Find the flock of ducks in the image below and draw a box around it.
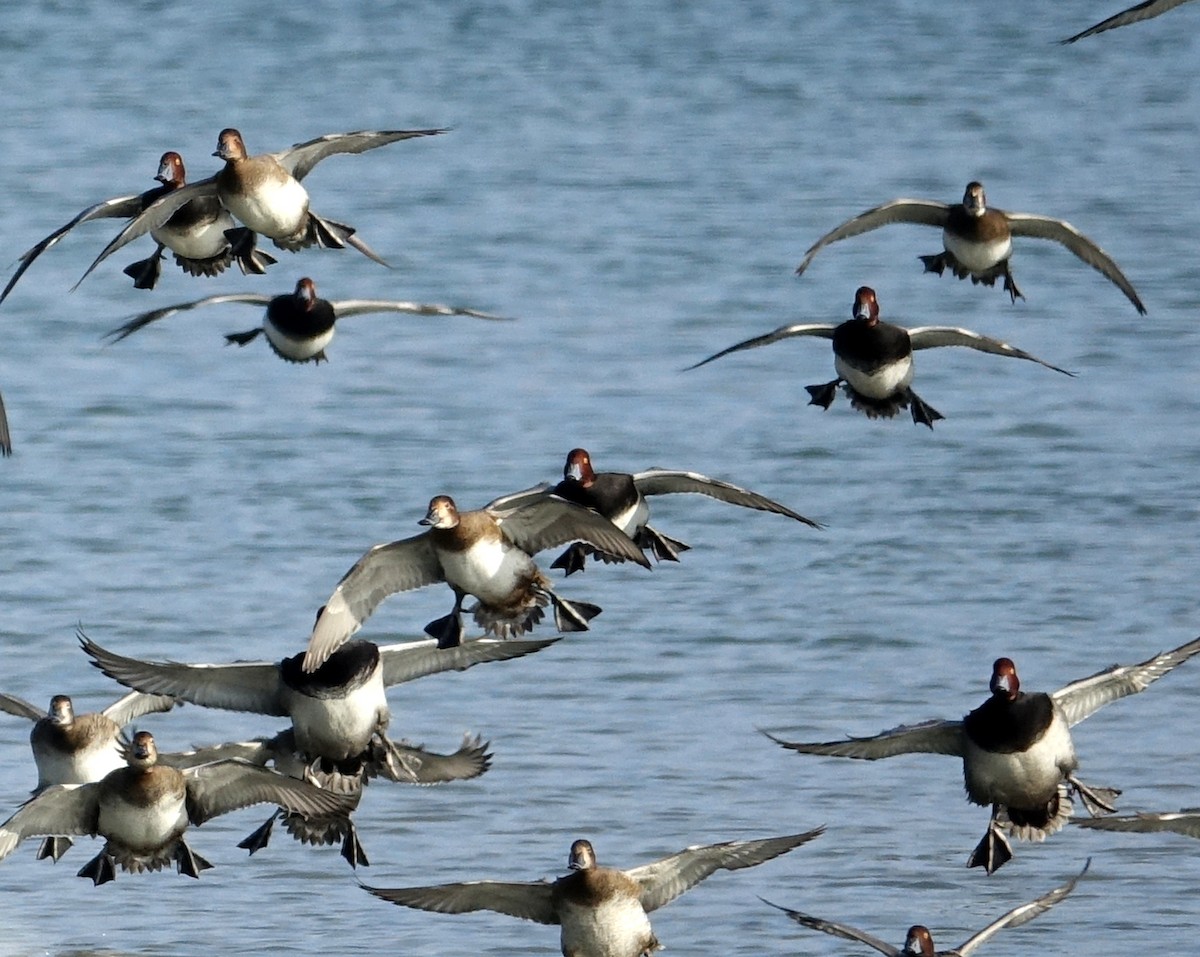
[2,3,1199,955]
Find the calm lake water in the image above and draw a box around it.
[2,1,1200,954]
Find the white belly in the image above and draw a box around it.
[98,792,188,852]
[221,176,309,239]
[153,208,236,259]
[289,674,388,761]
[437,538,535,605]
[36,740,125,789]
[835,354,913,399]
[612,498,649,537]
[264,319,334,361]
[559,897,657,957]
[963,715,1076,808]
[944,229,1012,272]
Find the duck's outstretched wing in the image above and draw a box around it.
[1,192,150,305]
[0,692,42,722]
[330,299,511,322]
[953,859,1089,956]
[491,495,651,567]
[276,129,448,181]
[907,326,1074,376]
[80,633,289,716]
[1003,211,1145,314]
[0,388,9,457]
[631,469,821,529]
[184,759,355,825]
[76,179,219,287]
[1076,810,1200,838]
[795,199,950,277]
[363,877,559,924]
[378,635,559,687]
[760,897,899,956]
[0,785,100,862]
[686,324,837,371]
[305,534,442,673]
[101,689,177,727]
[764,719,966,760]
[1053,636,1200,727]
[104,292,273,342]
[630,828,824,914]
[1060,0,1193,43]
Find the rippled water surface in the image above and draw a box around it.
[3,2,1200,955]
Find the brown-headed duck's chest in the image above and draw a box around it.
[944,205,1010,244]
[32,715,118,756]
[552,868,642,911]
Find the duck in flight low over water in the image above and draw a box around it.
[103,276,510,364]
[0,730,354,885]
[762,858,1089,956]
[363,829,823,957]
[793,181,1145,313]
[688,286,1072,428]
[0,151,275,305]
[304,491,651,670]
[502,447,820,574]
[0,688,175,861]
[765,637,1200,873]
[81,632,549,868]
[79,126,446,284]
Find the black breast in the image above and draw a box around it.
[832,319,912,373]
[553,473,639,522]
[279,640,379,699]
[962,691,1055,754]
[267,296,337,340]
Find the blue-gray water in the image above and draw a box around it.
[2,1,1200,954]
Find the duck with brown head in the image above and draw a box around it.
[80,126,447,283]
[792,181,1145,313]
[305,488,651,670]
[363,828,823,956]
[0,730,354,884]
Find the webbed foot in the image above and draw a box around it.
[908,390,944,429]
[175,839,214,879]
[967,820,1013,874]
[77,851,117,885]
[238,810,280,854]
[122,246,165,290]
[37,835,73,862]
[805,380,841,410]
[637,525,689,563]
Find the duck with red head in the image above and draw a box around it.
[0,151,274,305]
[120,151,276,289]
[765,637,1200,873]
[104,275,508,364]
[689,286,1072,429]
[81,126,447,282]
[764,859,1088,955]
[518,446,820,574]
